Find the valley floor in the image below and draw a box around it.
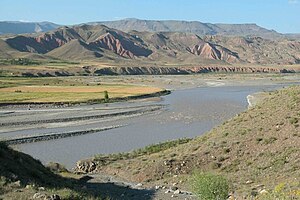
[1,73,300,199]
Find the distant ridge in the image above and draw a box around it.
[0,19,293,39]
[91,18,284,39]
[0,21,60,34]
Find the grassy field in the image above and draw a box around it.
[0,77,163,103]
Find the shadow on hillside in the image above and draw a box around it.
[83,181,155,200]
[0,142,155,199]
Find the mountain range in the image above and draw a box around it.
[0,19,296,39]
[92,18,284,39]
[0,19,300,65]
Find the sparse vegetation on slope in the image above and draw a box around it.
[93,138,192,166]
[90,86,300,199]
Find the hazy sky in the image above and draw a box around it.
[1,0,299,33]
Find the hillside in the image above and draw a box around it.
[85,86,300,198]
[1,24,300,66]
[204,35,300,64]
[0,142,81,199]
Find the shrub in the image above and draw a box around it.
[103,90,109,102]
[190,171,229,200]
[289,117,298,125]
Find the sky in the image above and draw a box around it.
[1,0,299,33]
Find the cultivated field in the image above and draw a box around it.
[0,77,163,103]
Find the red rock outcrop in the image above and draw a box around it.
[187,42,239,62]
[90,32,152,58]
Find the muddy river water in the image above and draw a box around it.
[0,83,295,168]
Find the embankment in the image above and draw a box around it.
[93,66,298,75]
[3,126,123,145]
[19,65,299,77]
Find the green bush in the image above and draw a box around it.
[103,90,109,102]
[190,171,229,200]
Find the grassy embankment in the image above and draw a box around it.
[0,77,164,104]
[90,85,300,199]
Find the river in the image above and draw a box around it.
[1,83,293,168]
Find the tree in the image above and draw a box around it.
[104,90,109,102]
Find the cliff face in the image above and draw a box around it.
[17,65,298,77]
[93,66,298,76]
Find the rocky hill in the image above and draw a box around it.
[1,24,300,65]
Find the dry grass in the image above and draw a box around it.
[0,77,163,103]
[0,85,161,93]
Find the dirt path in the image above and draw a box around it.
[81,173,197,200]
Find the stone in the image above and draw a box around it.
[165,189,171,193]
[76,160,96,173]
[259,189,269,194]
[136,183,143,187]
[227,195,235,200]
[38,187,45,191]
[174,189,181,194]
[246,180,253,184]
[26,184,35,189]
[25,185,31,189]
[33,193,47,199]
[49,194,61,200]
[12,180,21,187]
